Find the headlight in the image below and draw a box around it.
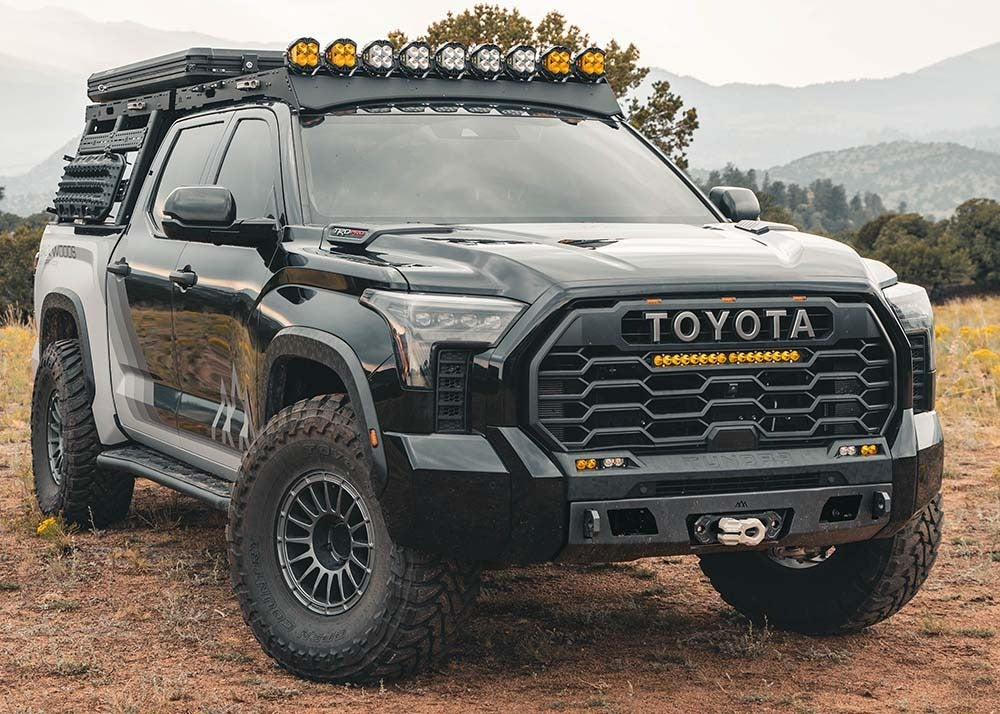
[361,290,526,388]
[884,282,933,333]
[884,281,935,374]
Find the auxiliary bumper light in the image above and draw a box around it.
[651,350,801,368]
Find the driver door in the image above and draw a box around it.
[105,115,228,452]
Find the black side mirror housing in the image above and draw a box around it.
[708,186,761,222]
[162,186,277,247]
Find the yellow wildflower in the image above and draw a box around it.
[36,516,58,536]
[934,324,951,341]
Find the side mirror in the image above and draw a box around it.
[162,186,277,247]
[708,186,761,222]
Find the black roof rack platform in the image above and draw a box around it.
[87,47,284,102]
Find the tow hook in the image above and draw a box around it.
[693,511,783,546]
[717,517,766,546]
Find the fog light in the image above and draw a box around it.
[574,47,606,82]
[469,43,502,79]
[839,445,858,457]
[323,38,357,74]
[435,42,467,78]
[398,41,432,77]
[361,39,395,76]
[504,45,537,80]
[287,37,321,74]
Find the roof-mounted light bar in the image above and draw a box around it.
[284,37,606,83]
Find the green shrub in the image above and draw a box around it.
[0,223,43,319]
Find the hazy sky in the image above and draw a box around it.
[15,0,1000,85]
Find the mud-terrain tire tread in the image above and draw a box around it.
[30,339,134,527]
[227,394,480,682]
[698,493,943,634]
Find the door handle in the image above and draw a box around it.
[169,268,198,289]
[106,258,130,277]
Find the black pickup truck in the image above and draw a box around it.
[31,38,943,682]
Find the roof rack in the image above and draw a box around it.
[57,45,622,226]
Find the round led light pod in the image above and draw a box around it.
[398,40,432,77]
[323,38,357,75]
[504,44,537,80]
[361,39,395,76]
[468,43,503,79]
[287,37,321,74]
[434,42,468,78]
[538,45,572,81]
[574,47,606,82]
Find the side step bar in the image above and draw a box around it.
[97,445,233,511]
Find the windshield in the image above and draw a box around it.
[298,111,716,225]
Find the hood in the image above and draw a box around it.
[366,223,876,303]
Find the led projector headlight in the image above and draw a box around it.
[435,42,468,78]
[324,38,357,75]
[574,47,606,82]
[361,39,395,76]
[287,37,321,74]
[504,45,537,80]
[360,290,526,388]
[468,43,502,79]
[884,281,935,369]
[399,41,432,77]
[538,46,571,81]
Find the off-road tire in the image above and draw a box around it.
[227,394,480,682]
[698,493,943,634]
[30,339,134,528]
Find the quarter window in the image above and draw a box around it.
[216,119,278,220]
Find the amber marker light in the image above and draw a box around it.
[369,429,379,448]
[538,46,572,81]
[324,38,357,74]
[573,47,606,82]
[287,37,321,74]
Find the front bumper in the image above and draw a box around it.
[380,409,943,563]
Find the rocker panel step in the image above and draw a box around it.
[97,445,232,511]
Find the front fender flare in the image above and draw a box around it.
[261,326,388,492]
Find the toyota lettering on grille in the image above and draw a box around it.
[642,308,816,343]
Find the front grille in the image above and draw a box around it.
[533,298,897,453]
[626,471,845,498]
[908,332,932,413]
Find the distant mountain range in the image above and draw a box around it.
[767,141,1000,218]
[644,41,1000,170]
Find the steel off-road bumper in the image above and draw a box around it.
[379,410,943,563]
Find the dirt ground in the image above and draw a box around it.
[1,300,998,713]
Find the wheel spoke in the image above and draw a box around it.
[349,553,371,573]
[295,494,319,520]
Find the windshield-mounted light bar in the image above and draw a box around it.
[434,42,468,78]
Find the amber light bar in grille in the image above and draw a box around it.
[651,350,801,368]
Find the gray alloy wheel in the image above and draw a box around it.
[276,470,375,615]
[45,392,65,486]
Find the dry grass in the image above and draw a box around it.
[0,300,998,712]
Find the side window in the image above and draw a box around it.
[151,121,226,231]
[216,119,279,220]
